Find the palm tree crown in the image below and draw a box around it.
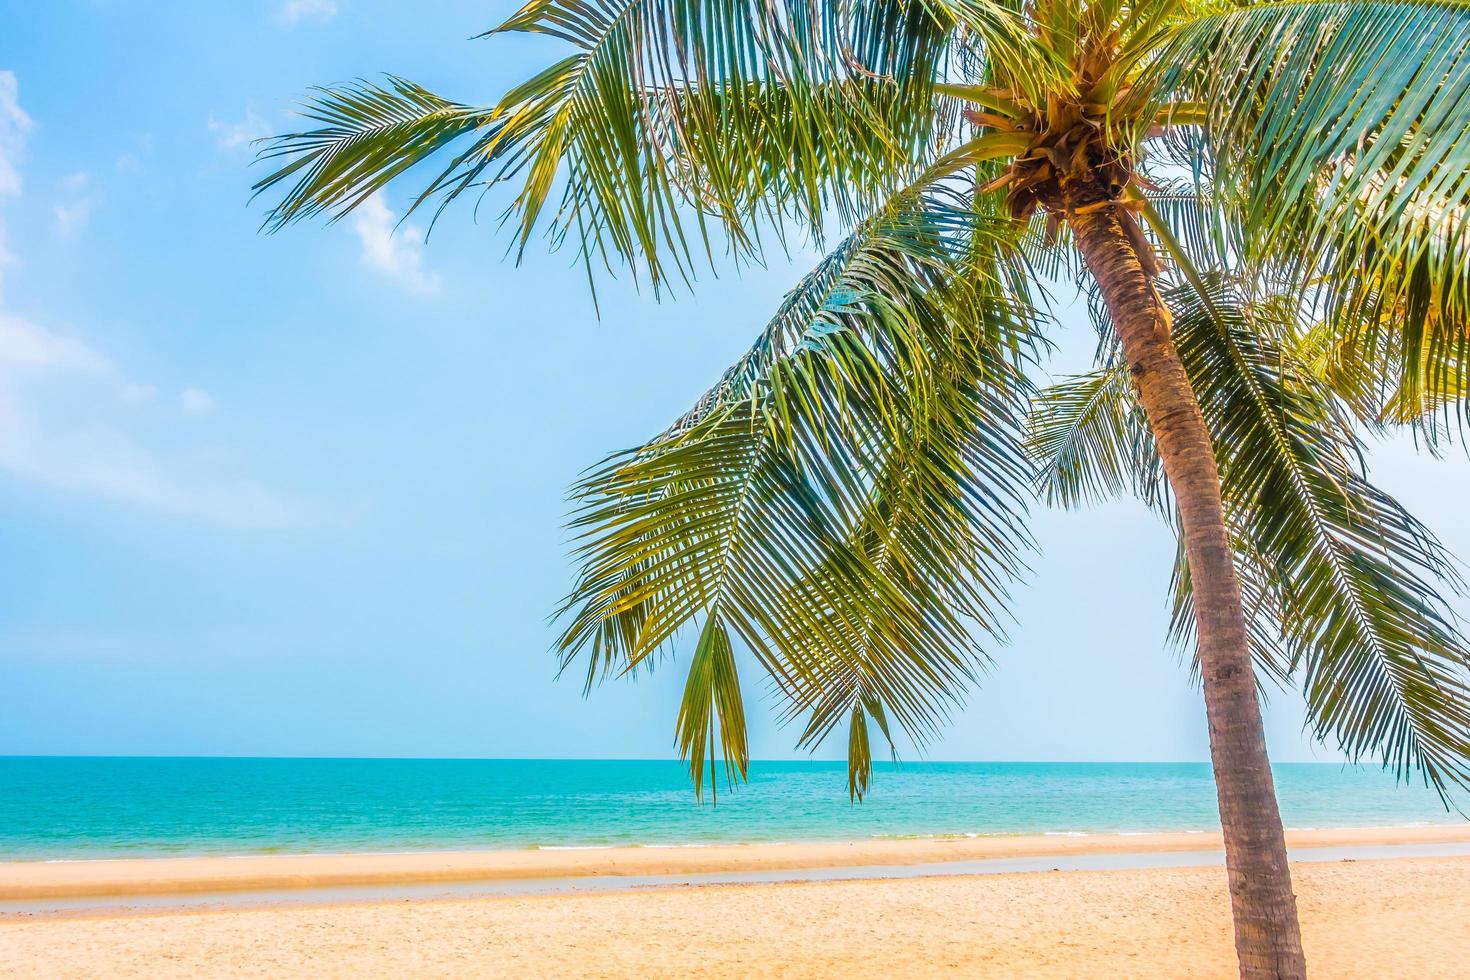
[255,2,1470,972]
[260,0,1470,799]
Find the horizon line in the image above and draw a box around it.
[0,754,1364,767]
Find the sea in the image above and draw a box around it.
[0,757,1460,861]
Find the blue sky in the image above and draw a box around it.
[1,0,1466,765]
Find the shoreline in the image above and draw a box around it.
[21,819,1462,862]
[4,823,1467,902]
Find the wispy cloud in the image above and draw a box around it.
[0,315,111,373]
[208,110,270,153]
[0,75,315,529]
[180,386,214,417]
[115,134,153,175]
[0,223,15,302]
[53,171,94,238]
[0,70,32,300]
[351,192,439,292]
[0,314,312,528]
[274,0,338,26]
[0,70,31,199]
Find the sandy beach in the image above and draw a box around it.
[3,853,1467,978]
[3,827,1469,977]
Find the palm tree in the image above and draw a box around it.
[254,1,1470,975]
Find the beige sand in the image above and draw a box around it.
[2,854,1468,978]
[3,823,1467,900]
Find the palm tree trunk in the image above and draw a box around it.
[1067,198,1307,979]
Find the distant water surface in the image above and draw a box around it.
[0,758,1459,860]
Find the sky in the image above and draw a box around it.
[1,0,1466,766]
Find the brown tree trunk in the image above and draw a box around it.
[1067,197,1308,979]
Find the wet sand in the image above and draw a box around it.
[3,823,1467,901]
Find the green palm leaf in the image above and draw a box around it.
[1027,362,1163,511]
[259,0,978,288]
[1157,0,1470,432]
[778,263,1037,798]
[252,76,496,229]
[256,2,1470,967]
[559,181,1039,796]
[1168,276,1470,790]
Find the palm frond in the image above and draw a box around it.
[925,0,1072,105]
[1291,282,1470,445]
[258,0,1000,290]
[1133,178,1237,273]
[1167,528,1298,692]
[675,615,748,800]
[1026,362,1164,511]
[1157,0,1470,435]
[253,76,496,229]
[779,276,1038,798]
[1168,274,1470,791]
[558,179,1039,797]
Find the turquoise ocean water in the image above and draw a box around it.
[0,757,1460,860]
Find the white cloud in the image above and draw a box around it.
[54,199,92,238]
[123,382,158,403]
[0,70,31,199]
[0,222,14,302]
[115,134,153,174]
[0,314,111,373]
[0,410,308,528]
[180,386,214,417]
[0,315,310,528]
[51,172,96,239]
[208,110,269,152]
[0,76,311,529]
[351,192,439,292]
[0,71,31,293]
[275,0,338,26]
